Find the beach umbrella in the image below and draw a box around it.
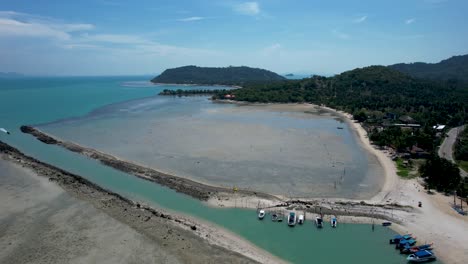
[0,128,10,134]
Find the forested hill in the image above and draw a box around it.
[389,54,468,81]
[151,66,286,85]
[218,66,468,126]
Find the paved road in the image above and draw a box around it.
[438,125,467,177]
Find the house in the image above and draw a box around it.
[408,145,430,158]
[433,124,446,130]
[399,115,415,123]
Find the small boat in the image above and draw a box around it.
[396,238,417,249]
[407,250,436,263]
[0,128,10,135]
[337,127,344,129]
[331,217,337,228]
[298,214,304,224]
[315,216,323,228]
[258,210,265,220]
[410,244,434,253]
[271,212,279,222]
[389,234,412,244]
[400,244,434,254]
[287,212,297,226]
[382,222,392,226]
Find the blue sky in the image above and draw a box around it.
[0,0,467,76]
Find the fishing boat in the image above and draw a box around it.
[331,217,337,228]
[271,212,279,222]
[287,212,297,226]
[298,214,304,224]
[382,221,392,226]
[400,244,434,254]
[406,250,436,263]
[396,238,417,249]
[315,216,323,228]
[258,210,265,220]
[389,234,412,244]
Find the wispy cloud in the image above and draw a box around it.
[353,15,367,23]
[234,2,260,16]
[332,29,350,40]
[0,11,93,40]
[177,16,205,22]
[405,18,416,24]
[261,43,281,55]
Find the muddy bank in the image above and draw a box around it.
[0,140,269,263]
[20,125,279,202]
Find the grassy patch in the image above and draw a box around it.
[458,160,468,172]
[395,158,421,179]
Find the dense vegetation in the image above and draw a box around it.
[389,54,468,82]
[454,126,468,172]
[210,66,468,153]
[159,89,229,96]
[151,66,285,85]
[419,155,461,192]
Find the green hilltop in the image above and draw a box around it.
[151,65,286,86]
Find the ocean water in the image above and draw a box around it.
[0,77,419,263]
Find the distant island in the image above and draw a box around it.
[284,73,294,77]
[0,72,23,78]
[151,65,285,86]
[389,54,468,81]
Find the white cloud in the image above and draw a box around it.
[234,2,260,16]
[177,16,205,22]
[261,43,281,55]
[353,16,367,23]
[332,29,350,40]
[80,33,149,44]
[405,18,416,24]
[0,11,93,40]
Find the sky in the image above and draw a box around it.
[0,0,467,76]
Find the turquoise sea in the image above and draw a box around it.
[0,77,423,263]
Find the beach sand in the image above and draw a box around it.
[0,149,283,264]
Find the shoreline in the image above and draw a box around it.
[0,140,283,264]
[151,82,242,89]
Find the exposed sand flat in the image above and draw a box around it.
[0,143,283,264]
[0,159,182,264]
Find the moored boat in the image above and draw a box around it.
[315,216,323,228]
[397,238,417,249]
[406,250,436,263]
[400,243,434,254]
[390,234,412,244]
[382,221,392,226]
[258,209,265,220]
[271,212,279,222]
[298,214,304,224]
[331,217,337,228]
[287,212,297,226]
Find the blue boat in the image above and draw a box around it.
[389,234,412,244]
[396,238,417,249]
[400,244,434,254]
[407,250,436,263]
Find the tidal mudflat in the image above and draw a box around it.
[39,95,384,199]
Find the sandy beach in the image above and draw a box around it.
[0,141,284,264]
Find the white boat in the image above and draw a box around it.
[258,210,265,220]
[331,217,337,228]
[287,212,296,226]
[0,128,10,135]
[298,214,304,224]
[315,216,323,228]
[407,250,436,263]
